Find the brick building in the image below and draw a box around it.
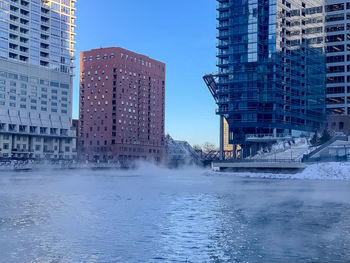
[78,47,165,162]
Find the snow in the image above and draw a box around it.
[250,138,314,161]
[215,162,350,180]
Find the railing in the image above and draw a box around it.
[216,13,229,19]
[216,3,230,10]
[218,158,302,163]
[246,133,292,140]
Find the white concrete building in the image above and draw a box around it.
[0,0,76,160]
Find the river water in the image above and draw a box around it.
[0,166,349,263]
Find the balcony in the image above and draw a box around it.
[216,41,229,48]
[12,148,34,153]
[216,31,229,39]
[216,13,230,20]
[216,107,229,115]
[216,2,230,11]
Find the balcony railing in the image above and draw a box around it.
[245,133,293,141]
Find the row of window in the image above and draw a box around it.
[325,3,350,13]
[80,139,161,153]
[0,70,69,88]
[83,52,162,70]
[326,97,350,104]
[0,101,68,113]
[327,107,350,115]
[1,143,71,152]
[326,44,350,53]
[327,65,350,73]
[326,12,350,22]
[327,86,350,94]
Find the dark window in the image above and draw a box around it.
[326,24,345,32]
[327,76,344,83]
[325,3,344,12]
[326,45,344,53]
[327,65,345,73]
[326,97,345,104]
[326,14,344,22]
[326,34,344,43]
[327,55,345,63]
[327,86,345,94]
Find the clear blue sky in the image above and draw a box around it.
[72,0,219,146]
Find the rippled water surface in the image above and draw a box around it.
[0,167,349,263]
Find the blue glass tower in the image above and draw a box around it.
[205,0,326,157]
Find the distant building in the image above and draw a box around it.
[0,0,77,160]
[223,119,233,151]
[78,47,165,162]
[205,0,326,158]
[325,1,350,134]
[72,118,79,152]
[72,119,79,135]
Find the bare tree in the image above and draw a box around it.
[202,142,217,154]
[193,144,202,151]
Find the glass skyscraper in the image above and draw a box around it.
[205,0,326,157]
[324,1,350,134]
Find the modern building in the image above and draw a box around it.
[324,1,350,135]
[78,47,165,162]
[205,0,326,158]
[223,119,233,151]
[0,0,77,160]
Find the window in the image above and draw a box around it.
[327,76,345,83]
[327,65,345,73]
[327,86,345,94]
[326,24,345,32]
[327,55,345,63]
[326,45,344,53]
[326,34,344,43]
[326,14,344,22]
[326,97,345,104]
[325,3,344,12]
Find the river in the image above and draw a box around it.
[0,166,349,262]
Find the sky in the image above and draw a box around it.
[72,0,219,147]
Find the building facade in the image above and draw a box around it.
[78,47,165,162]
[206,0,326,157]
[324,1,350,135]
[223,119,233,151]
[0,0,77,160]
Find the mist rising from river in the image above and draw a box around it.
[0,165,349,262]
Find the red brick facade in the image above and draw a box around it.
[78,47,165,162]
[327,115,350,135]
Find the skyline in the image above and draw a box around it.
[72,0,219,147]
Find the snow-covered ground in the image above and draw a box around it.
[216,162,350,180]
[250,138,314,161]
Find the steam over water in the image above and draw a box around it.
[0,165,349,263]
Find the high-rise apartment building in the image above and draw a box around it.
[78,47,165,162]
[205,0,326,158]
[324,1,350,134]
[0,0,76,160]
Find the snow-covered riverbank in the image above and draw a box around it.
[218,162,350,180]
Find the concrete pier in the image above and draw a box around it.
[212,160,307,171]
